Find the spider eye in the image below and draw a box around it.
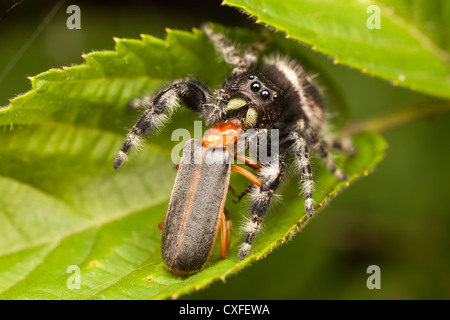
[260,90,270,100]
[248,75,255,80]
[250,82,261,92]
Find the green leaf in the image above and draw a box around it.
[0,26,386,299]
[223,0,450,99]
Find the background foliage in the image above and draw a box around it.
[0,0,449,299]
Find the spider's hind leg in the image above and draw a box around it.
[296,120,348,182]
[308,128,348,182]
[113,79,212,169]
[326,137,357,155]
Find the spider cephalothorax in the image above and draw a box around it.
[221,71,285,129]
[114,24,349,263]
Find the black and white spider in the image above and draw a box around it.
[113,24,348,261]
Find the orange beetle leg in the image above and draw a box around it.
[231,165,262,187]
[220,211,232,259]
[234,154,261,171]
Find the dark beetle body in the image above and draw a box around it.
[161,139,231,275]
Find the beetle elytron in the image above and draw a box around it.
[113,24,348,274]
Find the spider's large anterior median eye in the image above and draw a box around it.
[260,90,270,100]
[250,82,261,92]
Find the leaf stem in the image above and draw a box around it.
[343,99,450,135]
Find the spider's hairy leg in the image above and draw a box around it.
[243,41,265,70]
[204,88,228,126]
[301,121,348,181]
[202,24,246,76]
[243,29,274,70]
[202,24,264,126]
[326,137,357,155]
[326,139,344,151]
[113,79,212,169]
[128,96,152,110]
[290,131,315,217]
[239,156,286,261]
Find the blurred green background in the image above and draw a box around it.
[1,0,449,299]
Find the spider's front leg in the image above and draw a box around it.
[113,79,213,169]
[202,23,267,79]
[238,155,286,261]
[201,24,245,125]
[202,24,247,78]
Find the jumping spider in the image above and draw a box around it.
[114,24,349,261]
